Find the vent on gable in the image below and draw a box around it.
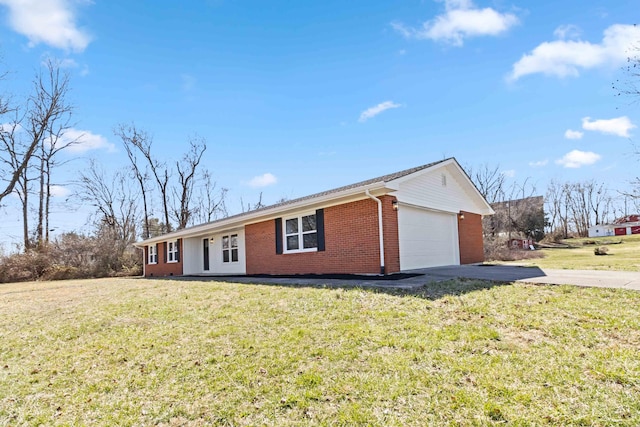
[441,174,447,187]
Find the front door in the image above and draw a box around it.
[203,238,210,271]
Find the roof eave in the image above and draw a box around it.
[134,181,389,247]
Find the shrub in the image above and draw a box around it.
[484,236,544,262]
[0,232,143,284]
[594,246,609,256]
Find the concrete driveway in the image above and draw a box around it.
[409,264,640,290]
[190,264,640,291]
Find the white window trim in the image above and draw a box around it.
[222,234,239,263]
[283,212,318,254]
[148,244,158,265]
[167,240,179,263]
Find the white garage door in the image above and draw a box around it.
[398,206,459,270]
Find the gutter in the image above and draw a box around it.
[365,189,385,275]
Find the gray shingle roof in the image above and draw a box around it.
[139,158,452,243]
[226,158,450,218]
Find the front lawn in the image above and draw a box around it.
[1,278,639,426]
[503,234,640,271]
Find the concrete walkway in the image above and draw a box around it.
[199,265,640,291]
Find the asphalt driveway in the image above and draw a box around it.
[187,264,640,290]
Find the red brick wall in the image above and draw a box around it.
[457,212,484,264]
[144,240,184,277]
[381,195,400,273]
[245,196,400,275]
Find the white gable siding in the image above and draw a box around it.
[392,164,482,214]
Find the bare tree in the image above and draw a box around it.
[195,169,227,224]
[172,135,206,229]
[77,160,139,267]
[0,61,74,249]
[545,180,571,238]
[34,61,75,247]
[545,180,612,238]
[1,119,32,249]
[613,39,639,101]
[124,128,172,232]
[240,192,265,213]
[115,123,152,238]
[465,163,506,203]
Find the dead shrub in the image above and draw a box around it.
[594,246,609,256]
[0,232,142,284]
[484,236,544,262]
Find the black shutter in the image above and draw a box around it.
[163,242,167,263]
[275,218,283,254]
[144,246,148,265]
[316,209,325,251]
[176,239,181,262]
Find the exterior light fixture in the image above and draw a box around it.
[458,212,465,220]
[392,200,399,211]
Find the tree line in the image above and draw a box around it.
[466,163,637,244]
[0,61,229,281]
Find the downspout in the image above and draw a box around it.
[365,189,385,275]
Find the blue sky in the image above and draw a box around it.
[0,0,638,247]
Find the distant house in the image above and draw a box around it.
[508,238,535,250]
[134,158,494,277]
[588,215,640,237]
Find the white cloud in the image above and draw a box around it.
[49,185,70,198]
[61,128,115,153]
[582,116,636,138]
[501,169,516,177]
[509,24,640,81]
[555,150,601,168]
[564,129,584,140]
[359,101,402,122]
[43,57,90,76]
[0,122,22,133]
[0,0,91,52]
[553,24,581,40]
[392,0,518,46]
[529,159,548,167]
[247,173,277,188]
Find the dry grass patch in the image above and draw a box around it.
[1,277,640,426]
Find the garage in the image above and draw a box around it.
[398,206,460,270]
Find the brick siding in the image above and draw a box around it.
[457,211,484,264]
[245,196,401,275]
[144,240,183,277]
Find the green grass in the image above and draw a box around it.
[503,234,640,271]
[2,277,640,426]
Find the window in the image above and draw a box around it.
[284,213,317,253]
[148,244,157,264]
[168,240,179,263]
[222,234,238,263]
